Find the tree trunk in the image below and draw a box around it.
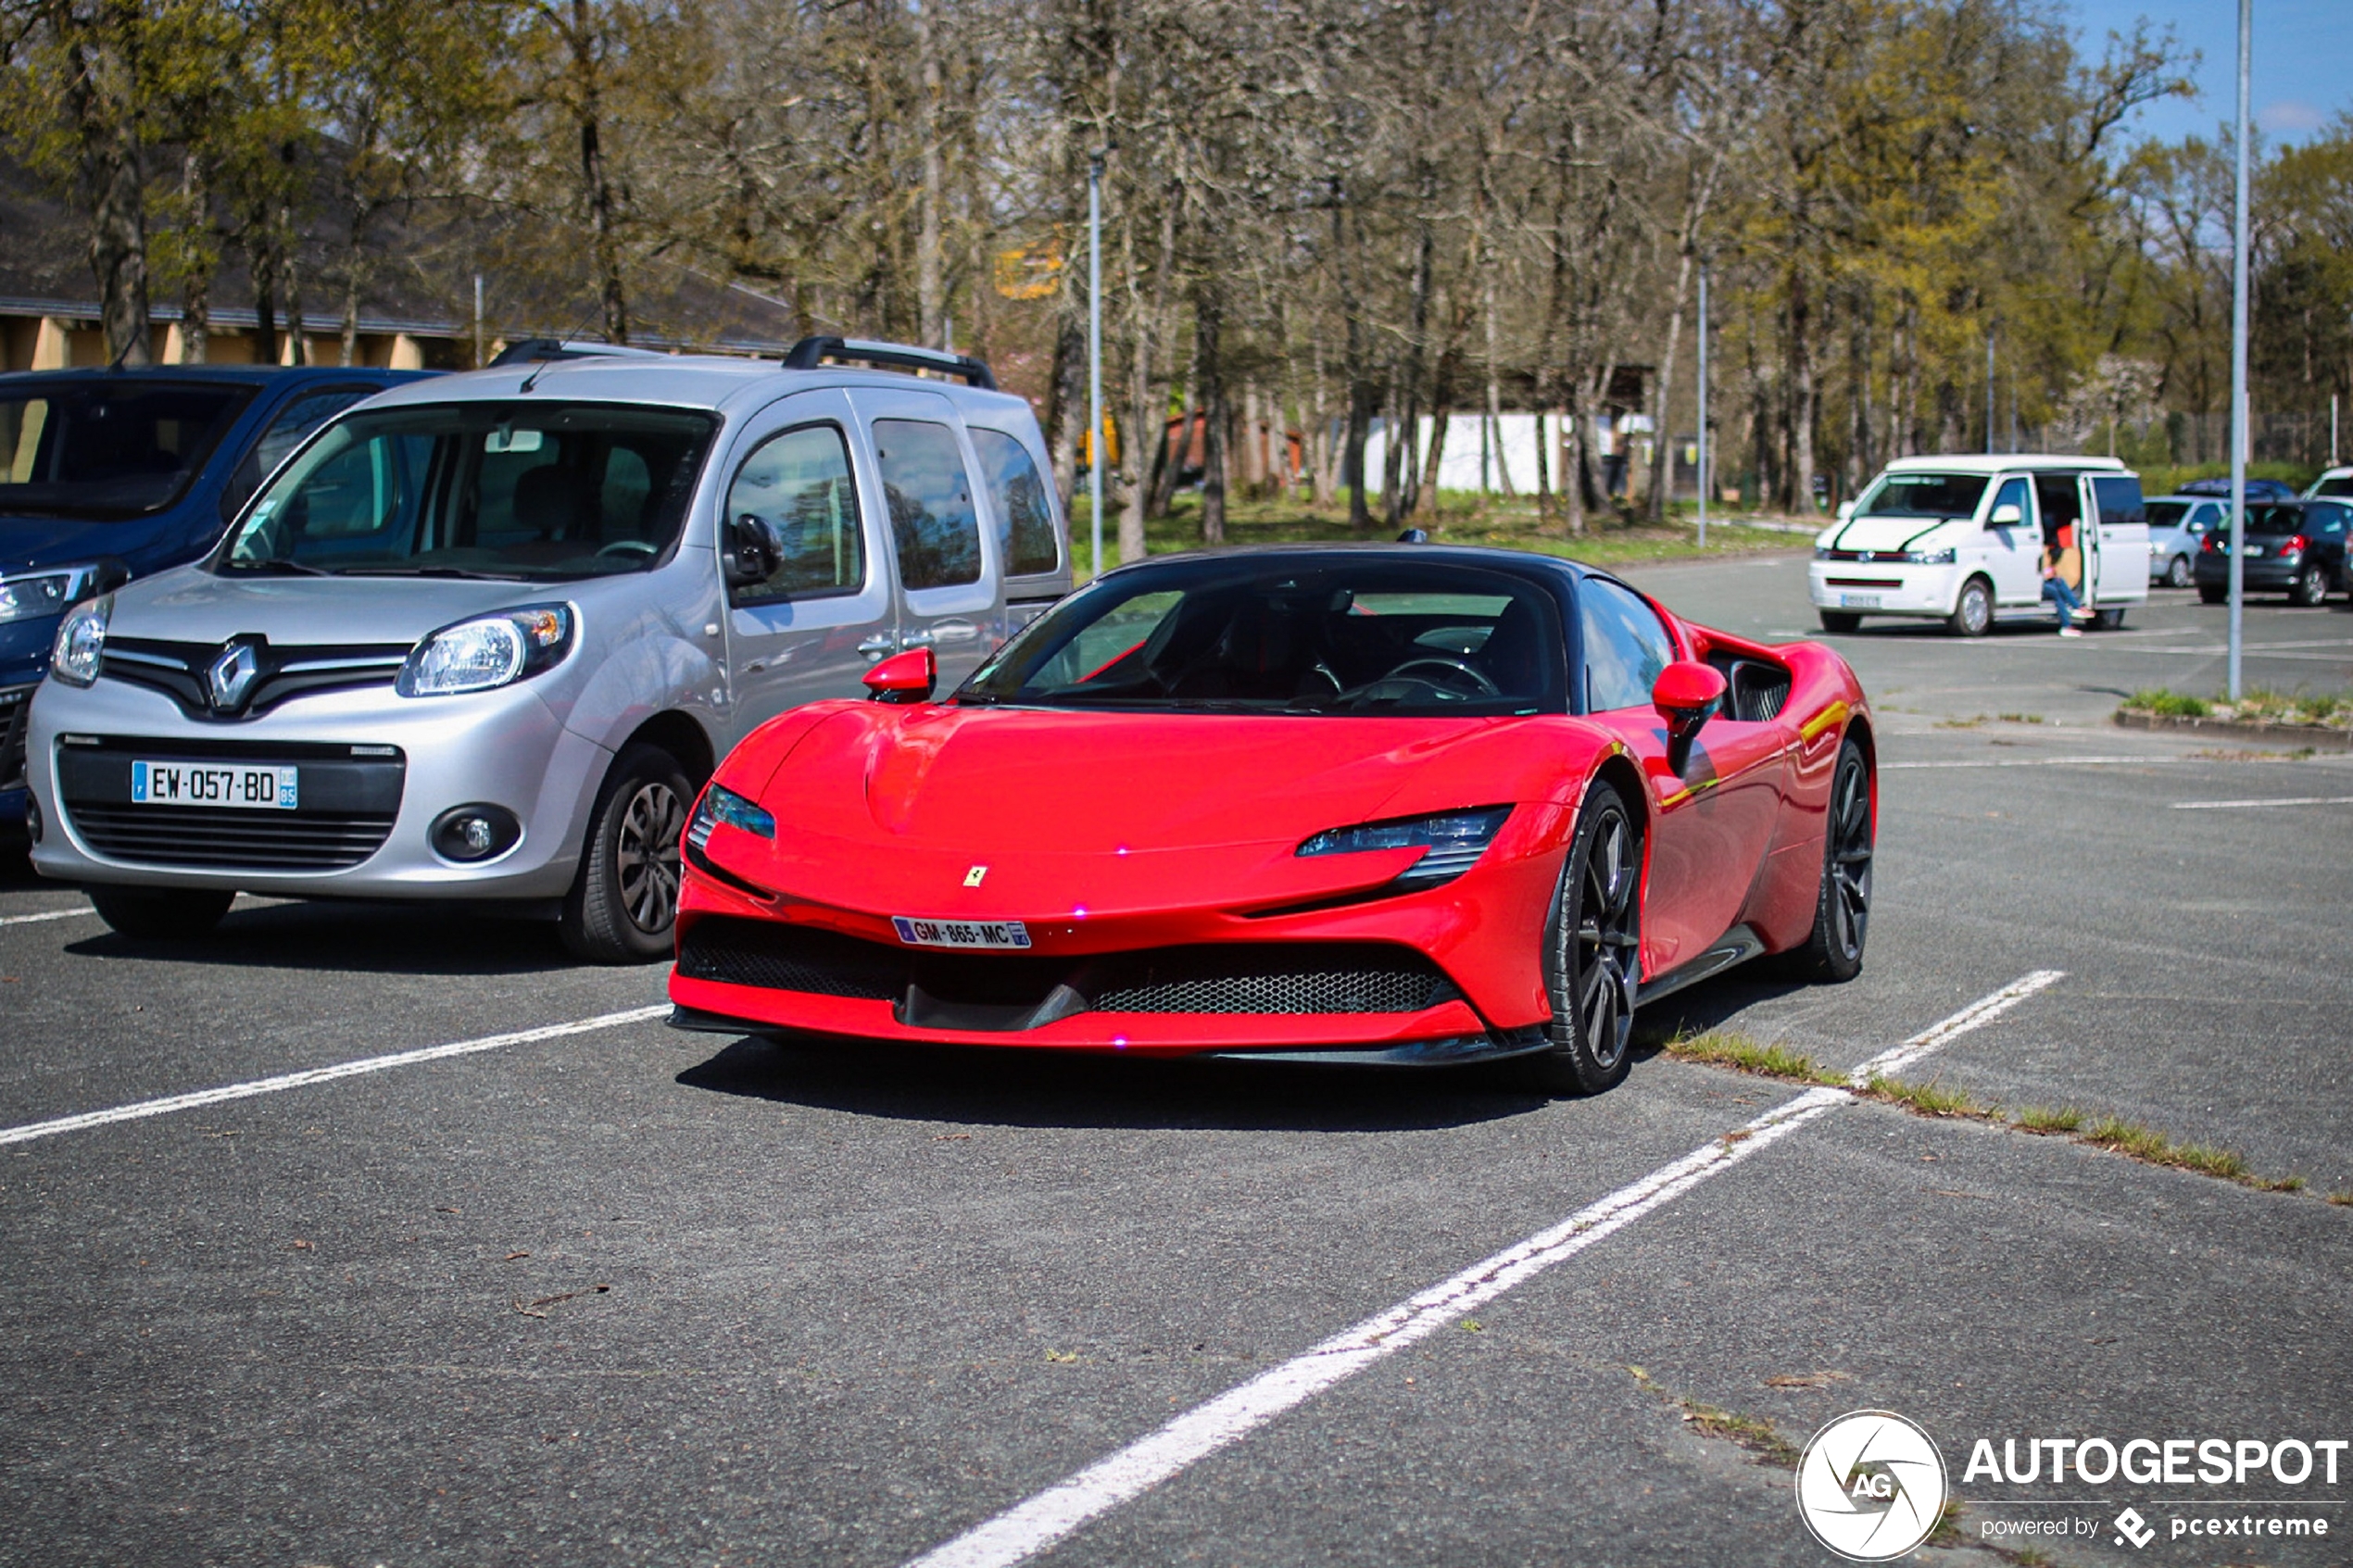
[1046,312,1085,514]
[68,28,149,366]
[914,0,944,347]
[248,225,280,367]
[1787,265,1817,513]
[1194,286,1227,546]
[1335,192,1372,535]
[574,0,627,344]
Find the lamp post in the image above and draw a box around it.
[1696,263,1709,548]
[2227,0,2251,699]
[1087,151,1105,583]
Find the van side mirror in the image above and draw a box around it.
[1652,659,1727,773]
[1987,503,2022,528]
[723,514,781,589]
[1836,500,1856,523]
[862,646,937,704]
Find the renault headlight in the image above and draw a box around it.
[49,594,110,687]
[396,605,575,697]
[1297,806,1512,890]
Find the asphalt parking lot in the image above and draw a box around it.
[3,558,2349,1567]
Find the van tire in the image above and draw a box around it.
[1818,610,1861,633]
[2198,585,2227,605]
[560,745,691,963]
[88,885,234,939]
[2292,565,2327,607]
[1945,576,1994,638]
[2094,608,2126,631]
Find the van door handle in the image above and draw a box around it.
[920,619,979,646]
[857,634,897,659]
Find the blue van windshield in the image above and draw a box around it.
[0,382,256,520]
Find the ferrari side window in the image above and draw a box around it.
[725,423,862,604]
[874,418,982,590]
[1579,579,1672,712]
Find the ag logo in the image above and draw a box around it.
[1794,1410,1949,1562]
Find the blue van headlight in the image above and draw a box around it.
[0,569,74,625]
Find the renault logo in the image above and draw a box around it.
[208,642,262,714]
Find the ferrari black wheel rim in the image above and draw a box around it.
[1572,806,1640,1069]
[1827,750,1873,962]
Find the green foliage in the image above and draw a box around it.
[2125,689,2210,718]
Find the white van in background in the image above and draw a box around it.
[1807,455,2150,636]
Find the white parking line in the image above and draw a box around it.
[1883,756,2181,770]
[0,906,94,928]
[0,1004,669,1148]
[2171,796,2353,810]
[900,971,2066,1568]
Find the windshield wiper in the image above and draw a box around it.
[218,558,331,576]
[333,565,531,581]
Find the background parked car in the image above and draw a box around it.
[22,338,1072,961]
[0,364,433,834]
[2144,494,2222,586]
[2178,476,2298,503]
[2193,498,2352,605]
[2307,466,2353,499]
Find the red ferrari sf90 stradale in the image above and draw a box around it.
[667,546,1873,1094]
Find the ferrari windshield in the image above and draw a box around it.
[961,557,1566,716]
[216,402,716,579]
[1854,472,1990,520]
[0,381,255,521]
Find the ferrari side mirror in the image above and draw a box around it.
[1652,659,1727,773]
[862,646,937,704]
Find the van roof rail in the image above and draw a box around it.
[487,337,670,367]
[783,335,997,391]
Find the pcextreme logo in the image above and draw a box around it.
[1795,1410,1951,1562]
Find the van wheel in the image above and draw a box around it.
[88,885,234,939]
[2165,555,2193,588]
[2094,608,2126,631]
[1817,609,1861,633]
[560,744,691,963]
[1945,577,1993,638]
[2198,585,2227,605]
[2291,565,2327,607]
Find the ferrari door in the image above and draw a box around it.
[717,389,898,745]
[1577,580,1786,976]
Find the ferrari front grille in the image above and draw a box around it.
[675,918,1461,1026]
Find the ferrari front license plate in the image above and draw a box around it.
[131,759,297,810]
[1838,593,1882,608]
[892,916,1032,950]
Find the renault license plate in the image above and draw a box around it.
[892,917,1031,949]
[1838,593,1882,608]
[131,760,297,810]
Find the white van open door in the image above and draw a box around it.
[2086,473,2151,628]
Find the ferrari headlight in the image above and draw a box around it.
[1298,806,1512,889]
[687,783,775,850]
[49,593,110,687]
[396,605,574,697]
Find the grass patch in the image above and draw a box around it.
[1067,491,1804,580]
[1661,1031,1845,1086]
[1861,1075,1986,1118]
[1996,711,2045,724]
[2122,686,2353,729]
[1935,714,1988,729]
[1679,1400,1804,1467]
[1679,1035,2326,1198]
[2330,1191,2353,1207]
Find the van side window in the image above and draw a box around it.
[724,422,862,604]
[2033,475,2082,535]
[1990,477,2032,526]
[873,419,981,590]
[969,426,1059,576]
[2093,476,2145,525]
[1579,578,1674,713]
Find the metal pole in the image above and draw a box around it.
[2227,0,2251,699]
[2333,393,2339,468]
[473,273,485,369]
[1696,264,1709,548]
[1984,329,1995,454]
[1087,152,1104,582]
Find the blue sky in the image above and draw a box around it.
[2063,0,2350,146]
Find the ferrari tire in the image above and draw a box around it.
[1524,781,1642,1097]
[1945,576,1993,638]
[1817,610,1861,634]
[560,744,691,963]
[88,884,234,939]
[1781,737,1873,983]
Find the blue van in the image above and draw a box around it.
[0,365,432,828]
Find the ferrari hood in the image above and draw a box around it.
[760,705,1514,854]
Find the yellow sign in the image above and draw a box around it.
[994,240,1064,300]
[1077,416,1119,469]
